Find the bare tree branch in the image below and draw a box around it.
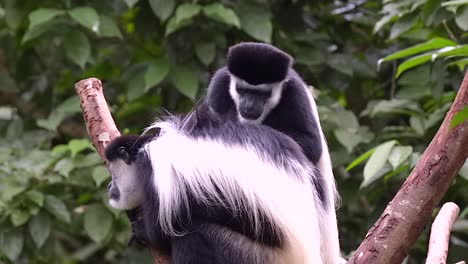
[75,78,169,264]
[347,71,468,264]
[425,202,460,264]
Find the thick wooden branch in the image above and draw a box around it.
[425,202,460,264]
[347,71,468,264]
[75,78,169,264]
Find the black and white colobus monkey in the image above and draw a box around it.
[206,42,341,261]
[106,112,330,263]
[105,43,341,263]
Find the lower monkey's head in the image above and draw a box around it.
[105,135,152,210]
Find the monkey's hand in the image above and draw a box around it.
[126,207,147,248]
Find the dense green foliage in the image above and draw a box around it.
[0,0,467,263]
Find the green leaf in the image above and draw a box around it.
[174,3,201,24]
[171,66,199,100]
[37,96,81,131]
[149,0,175,22]
[390,14,418,40]
[28,212,50,248]
[63,30,91,68]
[4,5,21,30]
[237,4,272,43]
[84,204,113,243]
[374,13,397,33]
[441,0,468,6]
[73,152,101,168]
[25,190,44,207]
[165,3,201,35]
[21,19,58,43]
[28,8,64,29]
[68,7,100,33]
[98,15,122,38]
[54,158,74,178]
[379,38,457,63]
[203,3,240,28]
[456,6,468,31]
[410,115,425,135]
[362,140,398,187]
[165,16,190,35]
[0,231,23,261]
[145,58,170,90]
[327,54,353,76]
[447,57,468,71]
[336,110,359,130]
[6,118,23,139]
[44,195,71,223]
[450,106,468,129]
[388,146,413,170]
[123,0,139,8]
[396,45,468,78]
[68,139,94,158]
[127,70,146,101]
[422,0,440,25]
[334,129,362,153]
[396,52,433,78]
[195,42,216,66]
[1,185,26,202]
[367,99,417,116]
[11,210,30,226]
[437,45,468,57]
[92,166,110,187]
[345,148,376,172]
[383,164,410,181]
[459,159,468,180]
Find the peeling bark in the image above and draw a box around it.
[347,71,468,264]
[75,78,169,264]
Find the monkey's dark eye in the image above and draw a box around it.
[118,146,131,163]
[118,146,128,156]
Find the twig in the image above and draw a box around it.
[425,202,460,264]
[443,20,458,43]
[347,71,468,264]
[75,78,169,264]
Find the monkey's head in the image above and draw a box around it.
[227,42,292,85]
[227,43,293,124]
[105,135,153,210]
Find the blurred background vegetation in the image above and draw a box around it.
[0,0,467,263]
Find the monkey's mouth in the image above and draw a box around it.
[109,190,120,200]
[107,182,120,200]
[239,108,263,120]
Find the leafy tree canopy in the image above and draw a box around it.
[0,0,467,263]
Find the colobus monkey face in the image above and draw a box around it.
[226,42,292,124]
[107,159,143,210]
[229,76,284,124]
[105,135,153,210]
